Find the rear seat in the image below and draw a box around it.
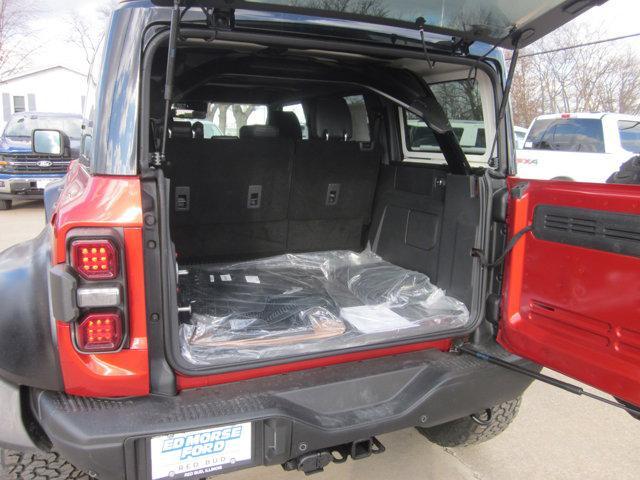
[287,97,380,251]
[168,125,294,259]
[167,98,380,261]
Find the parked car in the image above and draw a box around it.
[406,117,487,154]
[1,2,636,480]
[516,112,640,182]
[514,125,528,149]
[0,112,81,210]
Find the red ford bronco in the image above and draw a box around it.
[1,1,637,479]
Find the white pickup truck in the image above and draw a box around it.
[516,112,640,183]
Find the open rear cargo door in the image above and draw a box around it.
[499,178,640,407]
[151,0,609,49]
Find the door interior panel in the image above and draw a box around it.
[499,179,640,406]
[533,204,640,257]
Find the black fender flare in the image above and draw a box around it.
[43,178,66,224]
[0,229,63,390]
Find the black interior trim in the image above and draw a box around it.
[533,204,640,258]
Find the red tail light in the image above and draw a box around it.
[71,239,118,280]
[76,312,123,352]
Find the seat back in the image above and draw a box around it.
[287,97,380,251]
[167,125,294,260]
[166,98,381,260]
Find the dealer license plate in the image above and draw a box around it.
[36,179,52,189]
[150,422,252,479]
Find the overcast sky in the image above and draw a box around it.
[24,0,640,74]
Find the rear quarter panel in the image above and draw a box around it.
[52,162,149,397]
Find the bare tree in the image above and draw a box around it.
[231,104,258,130]
[65,0,117,73]
[207,103,231,134]
[206,103,260,135]
[290,0,388,17]
[0,0,36,81]
[67,13,102,68]
[510,22,640,127]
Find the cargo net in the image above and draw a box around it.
[179,250,469,366]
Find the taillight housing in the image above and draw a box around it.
[75,311,123,352]
[71,239,118,280]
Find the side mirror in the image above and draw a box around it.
[32,129,64,156]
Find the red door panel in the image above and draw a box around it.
[499,178,640,406]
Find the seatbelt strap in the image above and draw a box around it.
[361,110,383,152]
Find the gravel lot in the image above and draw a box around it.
[1,200,639,480]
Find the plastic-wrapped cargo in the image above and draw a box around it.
[179,250,468,366]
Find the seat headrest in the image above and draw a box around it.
[314,97,352,140]
[269,111,302,140]
[192,121,204,140]
[239,125,279,139]
[170,121,193,139]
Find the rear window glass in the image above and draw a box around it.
[174,103,268,137]
[403,79,485,155]
[244,0,565,40]
[524,118,605,153]
[171,117,223,138]
[618,120,640,153]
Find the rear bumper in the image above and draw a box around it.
[0,174,64,199]
[30,346,536,480]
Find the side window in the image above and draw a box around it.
[283,103,308,139]
[400,79,488,165]
[344,95,370,142]
[618,120,640,154]
[524,118,605,153]
[13,95,25,113]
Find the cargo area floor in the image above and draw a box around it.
[177,250,469,367]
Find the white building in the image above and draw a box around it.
[0,66,87,130]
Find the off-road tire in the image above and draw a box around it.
[607,155,640,184]
[417,397,522,447]
[0,448,90,479]
[0,199,12,210]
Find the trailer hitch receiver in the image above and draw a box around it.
[282,437,385,475]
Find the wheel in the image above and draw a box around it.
[607,155,640,184]
[0,199,12,210]
[0,448,90,479]
[417,397,522,447]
